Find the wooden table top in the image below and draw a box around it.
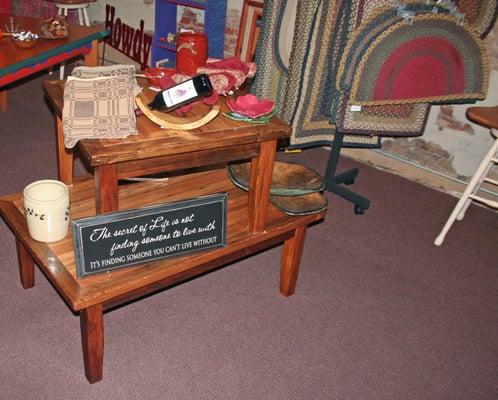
[43,80,292,166]
[0,14,107,79]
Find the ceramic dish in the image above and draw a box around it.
[12,37,38,48]
[226,94,274,118]
[11,31,39,48]
[223,107,278,124]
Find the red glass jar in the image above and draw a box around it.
[176,32,208,76]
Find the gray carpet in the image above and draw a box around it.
[1,74,498,399]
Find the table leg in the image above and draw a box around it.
[80,303,104,383]
[0,90,7,112]
[95,164,119,214]
[56,116,74,185]
[280,225,307,297]
[16,239,35,289]
[84,39,99,67]
[248,140,277,233]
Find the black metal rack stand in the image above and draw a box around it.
[324,131,370,215]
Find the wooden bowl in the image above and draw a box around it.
[12,37,38,48]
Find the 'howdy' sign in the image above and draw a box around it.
[105,4,152,69]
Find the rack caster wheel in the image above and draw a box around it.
[354,205,365,215]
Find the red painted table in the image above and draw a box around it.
[0,0,10,14]
[0,13,108,111]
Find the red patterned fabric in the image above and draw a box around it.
[373,37,465,102]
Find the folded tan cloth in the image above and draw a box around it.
[62,65,140,148]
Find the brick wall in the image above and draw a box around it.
[177,7,205,32]
[176,5,240,58]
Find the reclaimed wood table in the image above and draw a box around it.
[0,81,326,383]
[0,14,108,111]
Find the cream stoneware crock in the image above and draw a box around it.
[23,180,70,242]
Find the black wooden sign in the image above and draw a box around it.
[72,193,227,278]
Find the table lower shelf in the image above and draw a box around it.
[0,167,326,312]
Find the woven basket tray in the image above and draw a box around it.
[270,193,328,216]
[227,161,325,196]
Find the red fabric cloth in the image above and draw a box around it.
[206,57,250,75]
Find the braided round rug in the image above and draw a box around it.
[454,0,498,38]
[349,14,489,106]
[337,100,430,137]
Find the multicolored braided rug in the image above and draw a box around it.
[251,0,491,147]
[357,0,498,38]
[332,3,447,137]
[454,0,498,38]
[252,0,380,148]
[333,3,489,136]
[250,0,293,112]
[348,14,489,106]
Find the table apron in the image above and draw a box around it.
[0,46,91,87]
[101,229,294,311]
[115,142,261,179]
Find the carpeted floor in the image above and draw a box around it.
[1,74,497,400]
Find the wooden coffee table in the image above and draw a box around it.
[0,82,326,383]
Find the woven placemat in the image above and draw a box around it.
[227,161,325,196]
[270,192,328,216]
[62,65,140,148]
